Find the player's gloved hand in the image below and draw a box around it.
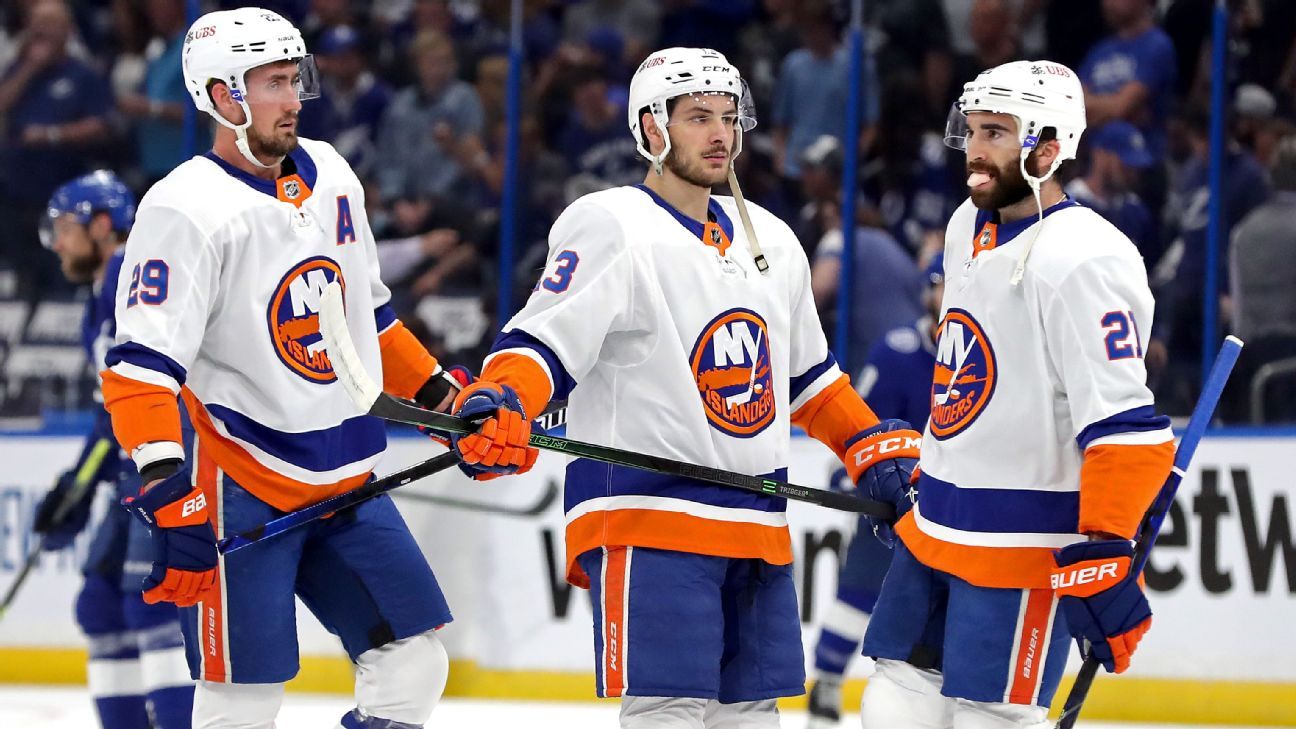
[32,470,95,551]
[121,468,218,607]
[416,366,475,447]
[845,419,922,547]
[1051,538,1152,674]
[449,381,538,481]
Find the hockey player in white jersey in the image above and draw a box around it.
[856,61,1176,728]
[442,47,920,729]
[100,9,466,728]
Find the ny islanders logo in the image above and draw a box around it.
[690,309,775,437]
[930,308,996,439]
[267,256,345,383]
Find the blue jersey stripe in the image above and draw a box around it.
[105,342,188,385]
[790,352,838,404]
[1076,405,1171,450]
[205,403,386,473]
[374,303,397,333]
[492,329,578,400]
[565,459,788,514]
[917,472,1079,535]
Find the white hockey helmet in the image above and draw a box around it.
[182,7,320,167]
[627,47,756,174]
[944,59,1086,187]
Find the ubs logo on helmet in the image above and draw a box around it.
[690,309,775,438]
[267,256,345,383]
[930,308,997,440]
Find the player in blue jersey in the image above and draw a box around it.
[32,170,193,729]
[805,258,942,728]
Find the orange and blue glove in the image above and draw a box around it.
[845,419,922,547]
[1051,538,1152,674]
[448,380,538,481]
[121,468,218,607]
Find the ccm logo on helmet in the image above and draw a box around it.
[1051,561,1120,590]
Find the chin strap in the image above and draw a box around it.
[1009,145,1062,286]
[235,126,283,169]
[727,165,768,275]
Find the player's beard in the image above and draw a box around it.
[61,246,102,284]
[247,114,299,160]
[664,144,730,189]
[968,156,1034,210]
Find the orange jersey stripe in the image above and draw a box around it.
[895,512,1060,589]
[378,320,440,400]
[481,351,555,420]
[791,373,879,461]
[564,509,792,589]
[181,389,371,513]
[100,369,182,454]
[1079,441,1174,538]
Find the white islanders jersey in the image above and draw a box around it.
[897,198,1173,589]
[487,185,843,586]
[103,138,393,511]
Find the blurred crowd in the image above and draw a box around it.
[1,0,1294,423]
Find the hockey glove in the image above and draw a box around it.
[1051,538,1152,674]
[121,468,218,607]
[845,419,922,547]
[416,366,475,447]
[32,470,96,551]
[449,380,538,481]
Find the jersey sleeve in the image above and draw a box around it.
[479,200,638,419]
[101,204,220,473]
[786,238,878,459]
[1040,254,1174,538]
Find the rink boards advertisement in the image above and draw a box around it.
[1,431,1293,723]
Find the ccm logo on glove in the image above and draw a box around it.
[850,434,921,469]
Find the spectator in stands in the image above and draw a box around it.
[1226,135,1296,423]
[1079,0,1177,163]
[1148,107,1270,412]
[796,135,845,255]
[810,210,923,376]
[949,0,1022,105]
[869,0,953,124]
[297,24,391,177]
[556,63,642,202]
[1066,121,1158,263]
[117,0,208,185]
[561,0,660,64]
[374,30,486,204]
[0,0,110,297]
[772,2,877,205]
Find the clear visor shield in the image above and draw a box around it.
[663,80,758,133]
[39,211,78,249]
[944,103,970,151]
[944,103,1027,154]
[236,55,321,105]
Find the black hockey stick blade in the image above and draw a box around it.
[394,478,560,517]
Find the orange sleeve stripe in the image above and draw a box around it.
[790,374,880,460]
[1079,441,1174,538]
[481,351,555,421]
[100,369,182,454]
[377,320,440,400]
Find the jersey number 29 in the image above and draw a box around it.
[127,259,170,307]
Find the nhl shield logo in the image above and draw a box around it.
[690,308,776,438]
[267,256,346,383]
[930,308,997,439]
[282,179,301,200]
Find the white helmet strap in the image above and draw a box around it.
[209,74,285,170]
[1010,132,1061,285]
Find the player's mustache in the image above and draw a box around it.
[966,163,996,177]
[702,146,728,157]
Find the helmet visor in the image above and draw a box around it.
[239,55,321,104]
[664,81,757,133]
[944,102,970,151]
[40,211,80,250]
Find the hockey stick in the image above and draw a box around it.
[393,477,559,516]
[217,451,461,555]
[0,438,114,622]
[318,283,894,519]
[1054,335,1244,729]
